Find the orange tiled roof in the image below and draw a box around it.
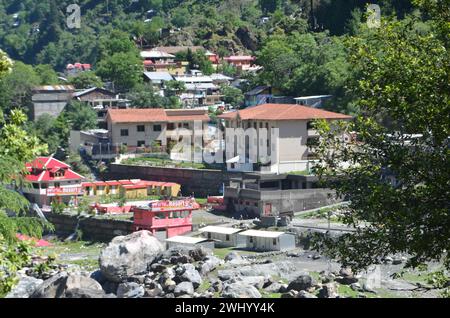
[107,109,209,123]
[218,104,352,121]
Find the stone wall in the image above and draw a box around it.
[44,213,134,242]
[108,164,243,197]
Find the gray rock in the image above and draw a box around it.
[162,278,176,292]
[297,290,318,298]
[65,273,103,292]
[222,283,261,298]
[264,282,282,293]
[144,286,164,298]
[156,246,210,265]
[350,282,362,291]
[224,251,242,262]
[362,282,377,294]
[99,231,164,283]
[212,280,223,293]
[6,276,43,298]
[30,272,68,298]
[174,282,194,297]
[178,264,202,289]
[318,283,338,298]
[235,276,265,289]
[339,267,354,278]
[287,274,313,292]
[279,284,289,293]
[281,290,298,298]
[65,288,108,298]
[200,256,222,275]
[116,282,145,298]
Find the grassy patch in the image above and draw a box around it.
[123,157,206,169]
[260,290,282,298]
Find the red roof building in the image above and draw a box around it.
[218,103,352,173]
[23,157,85,207]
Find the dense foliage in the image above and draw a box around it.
[313,0,450,273]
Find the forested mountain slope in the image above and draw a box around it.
[0,0,414,71]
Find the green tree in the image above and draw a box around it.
[313,1,450,273]
[171,7,190,28]
[0,53,51,295]
[0,61,40,113]
[68,72,103,89]
[221,85,244,107]
[96,51,142,92]
[64,101,98,131]
[34,64,59,85]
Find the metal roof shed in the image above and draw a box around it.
[198,226,246,248]
[165,236,214,249]
[239,230,296,252]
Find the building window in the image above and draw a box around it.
[307,121,314,130]
[249,237,254,243]
[137,125,145,132]
[137,140,145,147]
[273,238,277,245]
[226,235,230,241]
[259,122,263,128]
[183,123,189,129]
[120,129,129,136]
[167,123,175,130]
[208,233,212,239]
[153,125,162,132]
[253,122,257,129]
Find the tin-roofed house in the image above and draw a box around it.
[165,235,215,249]
[31,85,75,120]
[198,226,246,248]
[238,230,296,252]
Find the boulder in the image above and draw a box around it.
[318,283,338,298]
[65,273,103,292]
[235,276,265,290]
[199,256,223,275]
[30,272,68,298]
[6,276,43,298]
[65,288,108,298]
[224,251,242,262]
[264,282,282,293]
[222,283,261,298]
[287,275,314,292]
[178,264,202,289]
[281,290,298,298]
[116,282,145,298]
[212,280,223,293]
[297,290,318,298]
[155,246,209,265]
[99,231,164,283]
[174,282,194,297]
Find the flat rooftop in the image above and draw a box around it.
[198,226,243,235]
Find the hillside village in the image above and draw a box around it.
[0,0,449,301]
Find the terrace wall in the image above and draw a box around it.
[108,164,242,197]
[44,213,134,242]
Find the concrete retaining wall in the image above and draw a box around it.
[108,164,243,197]
[44,213,134,242]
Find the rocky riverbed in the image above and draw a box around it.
[6,231,447,298]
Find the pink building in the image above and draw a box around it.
[132,199,200,238]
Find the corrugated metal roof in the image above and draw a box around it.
[33,85,75,91]
[198,226,243,235]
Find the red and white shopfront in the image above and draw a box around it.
[23,157,85,207]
